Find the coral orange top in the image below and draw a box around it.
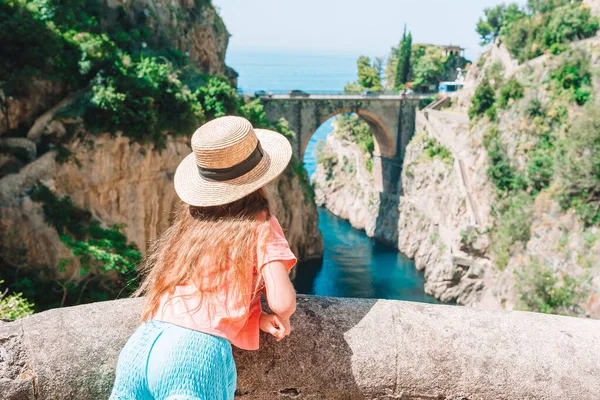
[153,214,297,350]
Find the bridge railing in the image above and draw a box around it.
[237,89,437,99]
[2,296,600,399]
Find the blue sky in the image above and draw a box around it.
[212,0,527,61]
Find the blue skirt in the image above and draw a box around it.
[110,320,237,400]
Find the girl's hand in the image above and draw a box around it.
[260,313,291,341]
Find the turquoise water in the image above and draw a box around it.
[227,50,433,301]
[293,209,436,302]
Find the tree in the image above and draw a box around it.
[411,45,446,89]
[356,56,382,91]
[394,25,412,88]
[527,0,574,14]
[476,3,525,45]
[468,79,496,120]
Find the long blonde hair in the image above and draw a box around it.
[136,188,271,321]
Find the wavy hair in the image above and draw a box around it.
[135,188,271,321]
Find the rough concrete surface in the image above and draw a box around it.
[1,296,599,399]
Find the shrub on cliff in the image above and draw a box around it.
[477,1,599,62]
[557,104,600,226]
[335,114,375,156]
[85,56,204,148]
[490,193,533,270]
[516,257,587,315]
[497,78,524,108]
[550,51,593,106]
[28,185,141,308]
[469,80,497,120]
[0,280,34,320]
[420,136,453,166]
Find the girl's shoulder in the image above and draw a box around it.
[255,212,296,270]
[256,211,282,229]
[256,212,288,245]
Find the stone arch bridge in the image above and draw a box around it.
[261,95,419,192]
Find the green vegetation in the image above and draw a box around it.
[0,280,35,320]
[483,126,523,193]
[344,56,383,93]
[315,140,338,179]
[497,78,524,108]
[85,57,203,148]
[469,80,497,120]
[557,104,600,226]
[550,51,593,106]
[490,193,533,269]
[335,114,375,156]
[386,43,471,92]
[0,0,278,149]
[516,257,587,315]
[476,3,525,45]
[25,184,141,308]
[394,25,412,89]
[421,136,453,166]
[476,0,599,62]
[472,11,598,313]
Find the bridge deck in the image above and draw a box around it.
[263,94,427,100]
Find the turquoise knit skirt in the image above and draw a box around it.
[110,320,237,400]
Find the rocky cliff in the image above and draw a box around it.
[0,125,323,296]
[313,123,488,305]
[1,0,234,136]
[0,0,322,310]
[313,20,600,315]
[105,0,232,77]
[312,132,379,237]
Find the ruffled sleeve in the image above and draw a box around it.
[256,215,297,273]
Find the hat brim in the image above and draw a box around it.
[174,129,293,207]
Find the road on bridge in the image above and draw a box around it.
[264,94,431,100]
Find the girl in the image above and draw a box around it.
[110,116,298,400]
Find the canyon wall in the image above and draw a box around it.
[312,123,488,305]
[313,34,600,316]
[0,128,323,280]
[0,0,322,307]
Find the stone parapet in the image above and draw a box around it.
[1,296,599,399]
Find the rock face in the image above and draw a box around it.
[0,131,323,280]
[313,134,380,237]
[105,0,231,76]
[2,296,600,400]
[312,120,488,305]
[397,130,488,305]
[270,166,324,263]
[0,0,234,136]
[0,80,66,135]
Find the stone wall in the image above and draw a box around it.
[2,296,600,399]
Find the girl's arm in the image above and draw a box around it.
[262,261,296,319]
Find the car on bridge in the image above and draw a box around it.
[289,89,310,97]
[254,90,273,98]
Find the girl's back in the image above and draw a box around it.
[110,116,297,400]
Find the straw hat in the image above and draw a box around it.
[174,116,292,207]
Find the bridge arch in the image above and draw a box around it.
[300,108,395,160]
